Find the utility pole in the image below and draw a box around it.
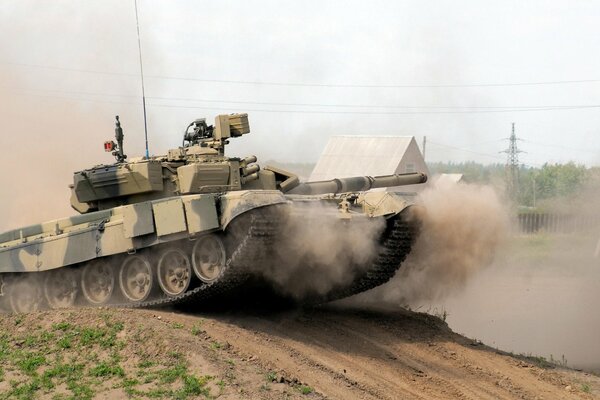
[422,136,427,160]
[501,123,524,202]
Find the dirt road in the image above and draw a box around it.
[1,306,598,399]
[163,305,600,400]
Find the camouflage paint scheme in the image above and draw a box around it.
[0,189,413,273]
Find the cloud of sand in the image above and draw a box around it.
[250,203,386,299]
[358,180,510,305]
[0,3,154,232]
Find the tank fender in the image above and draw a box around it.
[357,191,414,217]
[219,190,289,228]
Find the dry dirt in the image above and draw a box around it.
[1,305,599,400]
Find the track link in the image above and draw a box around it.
[320,208,418,303]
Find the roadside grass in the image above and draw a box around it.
[581,382,591,393]
[297,385,314,395]
[510,352,570,370]
[508,234,554,262]
[0,313,213,399]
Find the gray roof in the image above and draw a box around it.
[309,135,417,181]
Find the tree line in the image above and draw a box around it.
[429,162,600,208]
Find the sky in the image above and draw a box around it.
[0,0,599,226]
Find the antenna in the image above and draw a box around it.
[134,0,150,159]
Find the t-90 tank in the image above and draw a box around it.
[0,113,427,313]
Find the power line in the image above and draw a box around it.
[428,139,543,167]
[6,88,600,115]
[4,61,600,89]
[427,141,506,161]
[148,102,600,115]
[5,85,600,111]
[521,138,598,154]
[147,95,600,111]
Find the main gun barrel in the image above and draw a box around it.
[286,172,427,195]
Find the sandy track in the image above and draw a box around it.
[158,305,600,400]
[1,306,598,399]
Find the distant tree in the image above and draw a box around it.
[430,161,592,208]
[533,162,587,200]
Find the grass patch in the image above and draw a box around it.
[138,360,155,369]
[15,351,46,375]
[192,321,204,336]
[6,379,41,399]
[581,383,591,393]
[297,385,314,395]
[266,371,277,382]
[0,314,216,399]
[57,335,72,349]
[174,375,211,399]
[89,361,125,378]
[159,362,188,384]
[52,322,72,331]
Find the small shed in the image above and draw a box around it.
[436,173,464,185]
[309,136,429,191]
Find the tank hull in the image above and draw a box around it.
[0,190,419,312]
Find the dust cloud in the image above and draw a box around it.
[0,3,152,232]
[432,183,600,372]
[250,204,386,299]
[357,179,510,305]
[350,179,600,372]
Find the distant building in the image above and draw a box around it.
[309,136,429,191]
[435,173,464,185]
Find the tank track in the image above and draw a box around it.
[319,209,418,303]
[119,207,418,309]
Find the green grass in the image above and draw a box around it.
[298,385,314,395]
[581,383,591,393]
[15,352,46,375]
[266,371,277,382]
[138,360,155,369]
[51,322,72,331]
[174,375,211,399]
[88,362,125,378]
[0,313,214,400]
[191,324,203,336]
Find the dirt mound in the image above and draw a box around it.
[0,306,598,399]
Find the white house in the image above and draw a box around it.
[309,136,429,191]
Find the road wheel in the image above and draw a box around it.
[191,235,226,283]
[7,276,43,313]
[44,269,78,309]
[119,254,154,303]
[81,260,115,305]
[157,248,192,297]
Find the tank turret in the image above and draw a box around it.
[70,113,427,214]
[70,113,257,213]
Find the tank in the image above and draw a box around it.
[0,113,427,313]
